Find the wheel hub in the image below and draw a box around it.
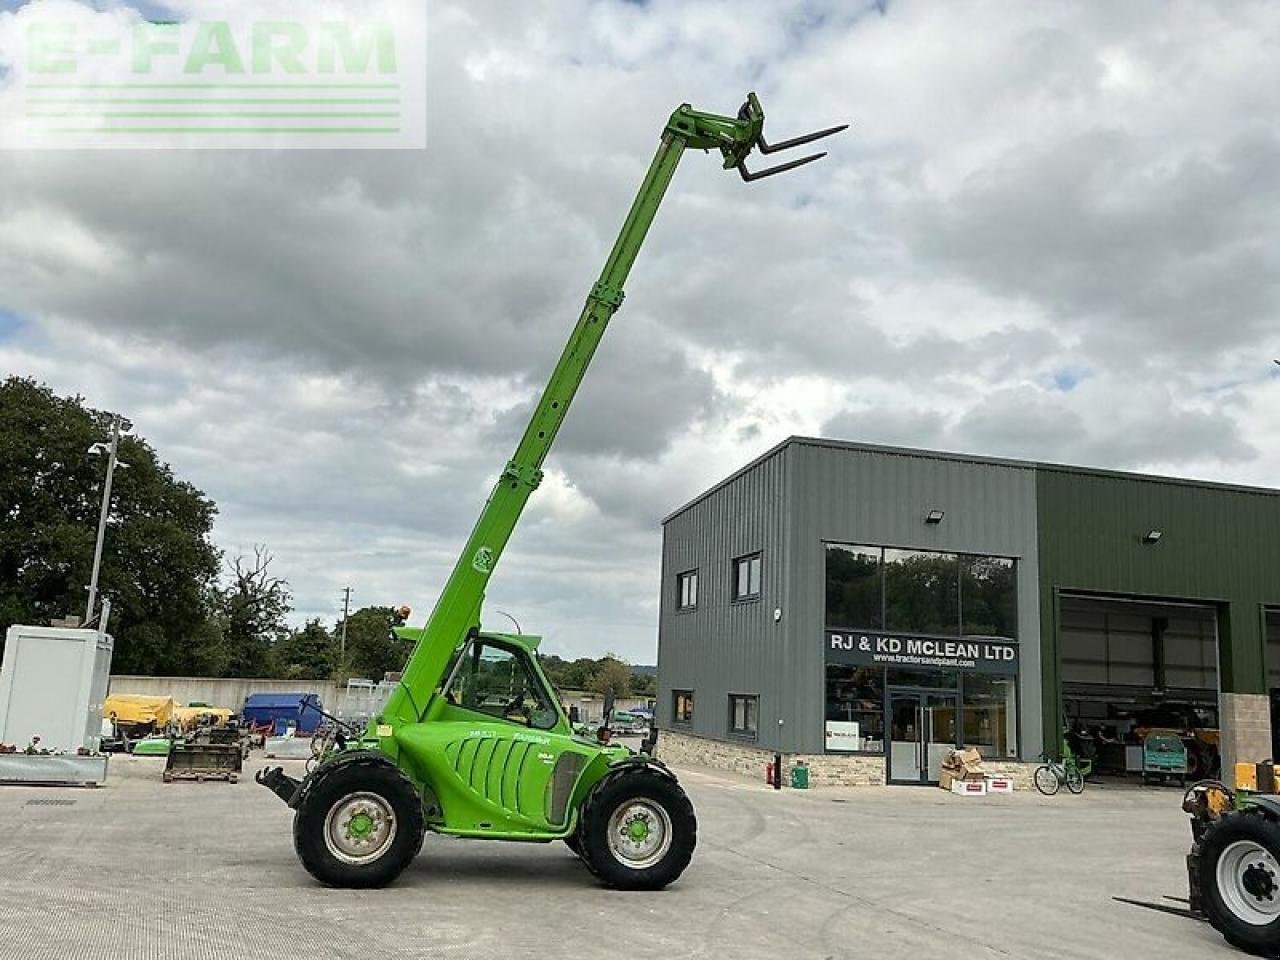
[1243,863,1277,901]
[1217,840,1280,925]
[607,799,672,870]
[323,792,398,865]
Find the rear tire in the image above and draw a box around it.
[1200,812,1280,956]
[580,766,696,890]
[292,756,424,888]
[1065,766,1085,794]
[1034,765,1060,797]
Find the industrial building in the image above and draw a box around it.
[655,437,1280,786]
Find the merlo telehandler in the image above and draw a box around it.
[257,94,846,890]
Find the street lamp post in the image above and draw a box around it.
[85,414,129,626]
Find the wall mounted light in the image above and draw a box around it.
[925,509,945,525]
[1142,529,1163,544]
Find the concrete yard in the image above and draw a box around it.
[0,754,1234,960]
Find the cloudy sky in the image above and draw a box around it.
[2,0,1279,663]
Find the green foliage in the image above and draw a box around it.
[206,546,293,678]
[537,652,653,697]
[587,654,632,698]
[278,617,335,680]
[336,605,410,681]
[0,377,221,673]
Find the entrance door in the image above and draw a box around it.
[887,689,959,784]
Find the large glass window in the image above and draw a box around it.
[962,675,1018,759]
[825,544,882,629]
[824,543,1017,640]
[824,665,885,752]
[443,640,558,730]
[960,555,1017,637]
[823,543,1020,759]
[883,548,960,635]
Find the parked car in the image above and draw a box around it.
[608,710,649,734]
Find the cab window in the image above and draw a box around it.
[443,640,559,731]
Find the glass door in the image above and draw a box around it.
[887,689,959,785]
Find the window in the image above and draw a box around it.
[962,675,1017,759]
[676,569,698,611]
[960,555,1017,637]
[728,694,758,738]
[825,544,882,629]
[732,553,762,601]
[824,543,1017,640]
[883,547,960,635]
[824,665,884,753]
[672,690,694,724]
[442,639,559,730]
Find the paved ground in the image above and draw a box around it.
[0,752,1237,960]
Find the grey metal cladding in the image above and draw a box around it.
[659,438,1043,758]
[786,439,1042,756]
[657,444,792,750]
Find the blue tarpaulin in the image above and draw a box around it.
[241,692,324,734]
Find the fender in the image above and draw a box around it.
[257,750,404,810]
[1243,794,1280,821]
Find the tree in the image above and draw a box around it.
[210,546,292,678]
[630,671,657,697]
[337,605,411,681]
[0,377,221,673]
[278,618,335,680]
[588,654,632,698]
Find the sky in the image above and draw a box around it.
[2,0,1279,663]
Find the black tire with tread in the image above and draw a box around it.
[579,765,696,890]
[292,753,425,888]
[1199,811,1280,957]
[564,829,584,859]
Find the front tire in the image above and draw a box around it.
[1200,812,1280,956]
[580,766,696,890]
[292,756,424,888]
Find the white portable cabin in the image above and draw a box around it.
[0,623,114,783]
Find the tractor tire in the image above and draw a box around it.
[1199,811,1280,956]
[579,765,696,890]
[292,755,424,888]
[564,828,584,859]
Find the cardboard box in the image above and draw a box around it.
[939,769,960,791]
[986,777,1014,794]
[942,747,987,781]
[951,778,988,797]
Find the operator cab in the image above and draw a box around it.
[438,631,565,733]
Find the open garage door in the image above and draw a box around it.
[1266,608,1280,760]
[1058,594,1220,780]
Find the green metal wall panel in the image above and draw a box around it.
[1036,467,1280,749]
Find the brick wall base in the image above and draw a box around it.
[657,730,1037,789]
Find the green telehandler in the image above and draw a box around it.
[257,94,846,890]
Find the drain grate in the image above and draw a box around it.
[25,798,76,806]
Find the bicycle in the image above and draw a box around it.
[1034,742,1091,796]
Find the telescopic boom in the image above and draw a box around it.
[377,94,846,734]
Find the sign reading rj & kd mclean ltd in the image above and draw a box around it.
[825,630,1019,676]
